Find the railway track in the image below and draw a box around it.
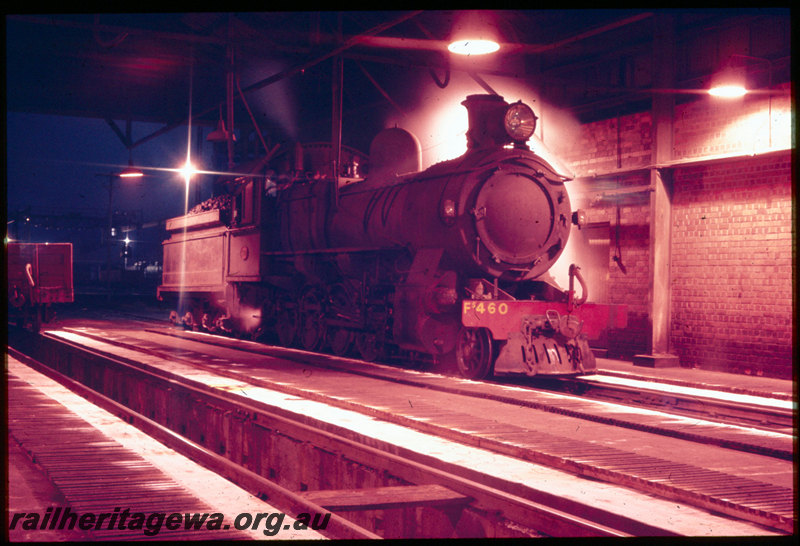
[136,326,792,461]
[7,365,270,541]
[67,305,793,435]
[520,374,793,435]
[51,305,796,433]
[8,324,794,535]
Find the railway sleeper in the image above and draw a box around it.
[300,484,472,512]
[12,329,793,536]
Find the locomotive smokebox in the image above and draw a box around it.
[462,94,510,149]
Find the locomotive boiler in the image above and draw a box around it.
[158,94,626,379]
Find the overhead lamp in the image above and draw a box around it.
[447,39,500,56]
[178,160,198,184]
[708,57,757,98]
[708,65,747,98]
[447,10,500,56]
[207,106,236,142]
[708,85,747,98]
[709,54,775,99]
[118,158,144,178]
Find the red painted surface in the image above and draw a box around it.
[462,299,628,340]
[7,243,74,304]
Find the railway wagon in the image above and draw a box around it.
[7,242,74,330]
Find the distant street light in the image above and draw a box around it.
[179,160,198,185]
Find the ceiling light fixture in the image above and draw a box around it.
[447,39,500,56]
[118,158,143,178]
[447,10,500,57]
[207,106,235,142]
[708,85,747,98]
[179,160,197,184]
[708,54,774,99]
[708,64,747,98]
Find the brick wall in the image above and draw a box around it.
[559,111,652,175]
[673,84,793,160]
[671,153,793,378]
[558,91,793,377]
[578,197,652,359]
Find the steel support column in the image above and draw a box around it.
[635,13,679,368]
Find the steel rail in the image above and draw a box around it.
[10,326,793,533]
[540,375,794,431]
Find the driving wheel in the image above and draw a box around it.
[328,328,353,356]
[299,286,326,351]
[355,332,383,362]
[275,295,298,347]
[456,327,493,379]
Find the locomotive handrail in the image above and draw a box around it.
[574,269,588,306]
[465,278,515,300]
[568,264,588,309]
[260,245,401,256]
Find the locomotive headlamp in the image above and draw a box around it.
[504,102,537,142]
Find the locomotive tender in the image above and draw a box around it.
[158,94,626,379]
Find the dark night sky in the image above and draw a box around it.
[6,112,213,224]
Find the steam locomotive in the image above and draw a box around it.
[158,94,626,379]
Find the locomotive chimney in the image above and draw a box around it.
[462,94,509,149]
